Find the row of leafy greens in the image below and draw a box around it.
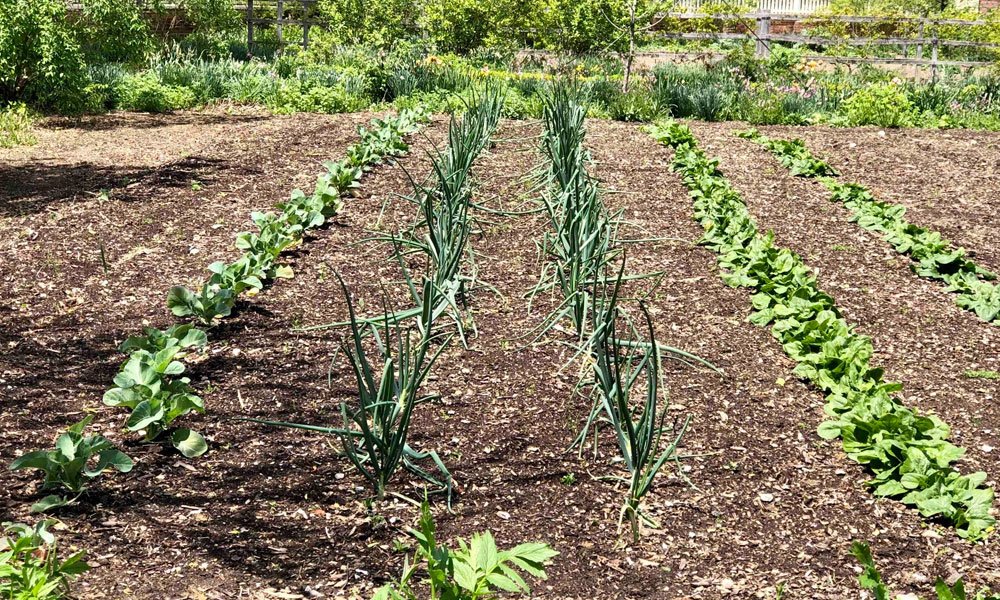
[739,128,999,324]
[649,121,994,541]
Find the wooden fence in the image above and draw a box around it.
[674,0,830,14]
[657,12,999,76]
[244,0,321,51]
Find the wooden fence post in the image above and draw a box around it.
[916,20,925,60]
[276,0,284,50]
[246,0,254,56]
[302,0,312,50]
[931,23,939,83]
[756,10,771,57]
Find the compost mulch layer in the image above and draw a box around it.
[2,113,1000,600]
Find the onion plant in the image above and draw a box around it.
[249,275,454,504]
[582,269,689,542]
[530,85,716,372]
[306,86,504,343]
[530,83,621,340]
[403,88,501,334]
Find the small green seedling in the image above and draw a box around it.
[373,498,558,600]
[9,416,133,512]
[0,520,89,598]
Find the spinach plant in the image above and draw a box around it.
[1,520,89,599]
[9,416,133,512]
[737,129,838,177]
[373,499,558,600]
[741,129,999,325]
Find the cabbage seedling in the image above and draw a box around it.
[9,415,133,512]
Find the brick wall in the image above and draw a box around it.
[982,0,999,12]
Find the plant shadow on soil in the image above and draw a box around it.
[0,156,231,217]
[41,112,269,133]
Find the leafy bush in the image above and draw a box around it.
[317,0,419,47]
[77,0,153,64]
[0,520,89,599]
[0,0,89,112]
[608,86,659,122]
[0,103,36,148]
[9,415,133,512]
[181,0,242,57]
[116,73,197,112]
[419,0,514,53]
[272,78,369,113]
[843,83,915,127]
[542,0,627,53]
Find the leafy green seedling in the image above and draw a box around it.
[119,324,208,354]
[965,370,1000,380]
[167,284,235,324]
[373,498,558,600]
[103,347,207,457]
[0,520,89,598]
[9,415,133,512]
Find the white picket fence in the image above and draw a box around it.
[673,0,831,14]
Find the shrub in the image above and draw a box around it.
[542,0,627,53]
[181,0,242,57]
[0,103,36,148]
[317,0,418,47]
[843,82,915,127]
[609,86,659,122]
[117,73,198,112]
[419,0,497,53]
[271,78,369,113]
[77,0,153,64]
[501,86,544,119]
[0,0,89,112]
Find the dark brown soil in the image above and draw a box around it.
[2,112,1000,600]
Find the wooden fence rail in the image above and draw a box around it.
[656,12,999,75]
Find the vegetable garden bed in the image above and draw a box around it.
[2,110,1000,599]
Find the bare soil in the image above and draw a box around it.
[2,112,1000,600]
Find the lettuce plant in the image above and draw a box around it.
[1,520,89,598]
[9,416,133,512]
[103,347,207,457]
